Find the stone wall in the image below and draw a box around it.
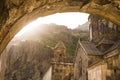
[51,62,74,80]
[104,48,120,80]
[88,65,102,80]
[88,63,107,80]
[74,45,88,80]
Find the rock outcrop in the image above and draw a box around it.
[0,40,53,80]
[74,22,89,31]
[89,15,120,43]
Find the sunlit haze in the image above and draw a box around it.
[15,12,89,37]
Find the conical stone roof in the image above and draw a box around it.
[54,41,66,49]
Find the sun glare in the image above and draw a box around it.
[15,12,89,37]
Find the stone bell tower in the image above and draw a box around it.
[53,41,66,62]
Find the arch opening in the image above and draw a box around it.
[0,0,120,80]
[0,12,90,80]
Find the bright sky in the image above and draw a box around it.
[15,12,89,37]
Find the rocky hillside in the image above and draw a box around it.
[74,22,89,31]
[0,41,53,80]
[15,23,89,56]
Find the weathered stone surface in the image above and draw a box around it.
[0,0,120,55]
[93,0,111,5]
[75,15,120,80]
[89,15,120,44]
[0,40,53,80]
[52,42,74,80]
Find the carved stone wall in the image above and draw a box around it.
[51,62,74,80]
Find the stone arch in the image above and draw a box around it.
[0,0,120,54]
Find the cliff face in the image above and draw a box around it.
[74,22,89,32]
[0,41,53,80]
[89,15,120,43]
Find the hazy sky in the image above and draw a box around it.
[15,12,89,36]
[37,12,89,29]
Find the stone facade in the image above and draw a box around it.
[75,15,120,80]
[88,62,107,80]
[51,62,74,80]
[52,41,74,80]
[53,41,66,62]
[74,41,102,80]
[88,47,120,80]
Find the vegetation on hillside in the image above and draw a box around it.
[14,23,89,57]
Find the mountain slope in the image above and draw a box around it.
[74,22,89,31]
[15,23,89,56]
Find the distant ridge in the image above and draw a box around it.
[74,22,89,31]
